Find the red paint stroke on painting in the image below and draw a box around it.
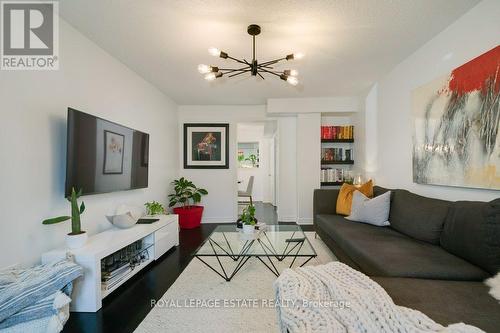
[448,45,500,95]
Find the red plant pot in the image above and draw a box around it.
[173,205,204,229]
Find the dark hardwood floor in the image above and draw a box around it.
[63,203,313,333]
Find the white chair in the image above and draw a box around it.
[238,176,254,205]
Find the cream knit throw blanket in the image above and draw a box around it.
[274,262,484,333]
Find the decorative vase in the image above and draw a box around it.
[173,205,204,229]
[242,224,255,234]
[66,232,88,249]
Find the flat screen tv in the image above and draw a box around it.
[65,108,149,197]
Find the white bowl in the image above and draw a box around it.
[106,212,137,229]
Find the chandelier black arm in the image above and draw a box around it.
[259,69,284,75]
[219,66,251,74]
[257,68,282,78]
[257,72,265,80]
[258,57,287,67]
[228,69,251,78]
[227,56,248,66]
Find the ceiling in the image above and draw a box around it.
[59,0,480,105]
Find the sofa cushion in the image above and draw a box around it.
[373,277,500,333]
[440,198,500,275]
[336,180,373,215]
[373,185,392,198]
[315,214,489,280]
[346,191,391,226]
[389,189,450,244]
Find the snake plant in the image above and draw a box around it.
[42,187,85,235]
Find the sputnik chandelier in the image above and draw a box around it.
[198,24,304,85]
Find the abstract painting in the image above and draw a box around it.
[183,123,229,169]
[103,130,124,174]
[412,45,500,190]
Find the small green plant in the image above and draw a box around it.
[145,201,166,215]
[168,177,208,208]
[245,154,258,167]
[241,205,257,225]
[42,187,85,235]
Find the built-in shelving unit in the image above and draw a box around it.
[321,160,354,165]
[321,139,354,143]
[320,181,345,186]
[320,118,355,187]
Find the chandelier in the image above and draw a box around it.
[198,24,304,86]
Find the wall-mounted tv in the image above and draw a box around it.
[65,108,149,197]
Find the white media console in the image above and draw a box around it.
[42,214,178,312]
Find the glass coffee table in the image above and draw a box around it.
[193,225,317,281]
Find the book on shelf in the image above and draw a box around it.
[321,125,354,140]
[321,168,354,183]
[345,149,352,161]
[321,148,353,162]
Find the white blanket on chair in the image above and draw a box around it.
[274,262,484,333]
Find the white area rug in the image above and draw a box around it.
[135,232,336,333]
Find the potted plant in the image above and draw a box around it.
[168,177,208,229]
[245,154,258,167]
[238,153,245,167]
[42,188,87,249]
[239,205,257,234]
[144,201,166,216]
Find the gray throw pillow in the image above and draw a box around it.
[346,190,391,226]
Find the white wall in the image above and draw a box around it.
[0,19,178,268]
[268,97,360,114]
[373,0,500,201]
[296,114,321,224]
[178,105,267,223]
[260,138,273,203]
[276,117,298,221]
[363,84,378,179]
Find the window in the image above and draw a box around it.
[237,142,259,168]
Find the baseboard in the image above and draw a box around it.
[278,216,297,223]
[202,217,236,224]
[297,218,313,225]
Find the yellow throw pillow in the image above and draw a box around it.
[336,180,374,216]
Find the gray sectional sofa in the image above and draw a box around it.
[313,186,500,332]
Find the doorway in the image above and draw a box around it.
[236,121,277,224]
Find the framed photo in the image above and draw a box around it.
[184,123,229,169]
[103,130,125,174]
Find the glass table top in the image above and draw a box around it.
[194,224,316,257]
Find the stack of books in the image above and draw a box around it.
[321,168,344,183]
[321,126,354,140]
[321,169,354,183]
[101,264,132,291]
[322,148,353,162]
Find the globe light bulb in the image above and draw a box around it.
[198,64,211,74]
[204,72,216,81]
[287,76,299,86]
[294,52,305,60]
[289,69,299,76]
[204,72,223,81]
[208,47,221,57]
